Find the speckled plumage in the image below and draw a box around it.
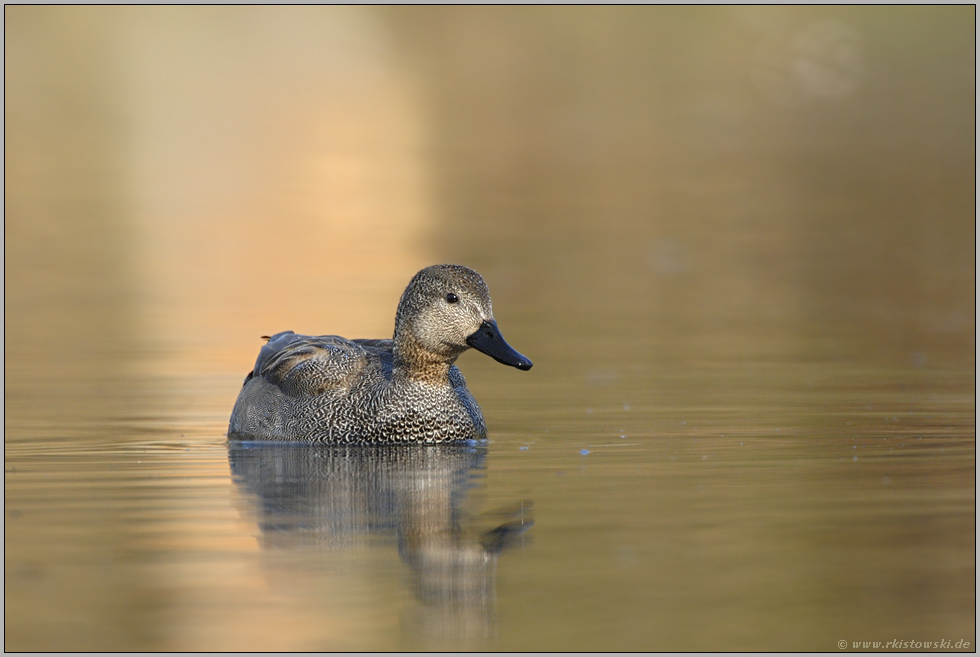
[228,265,532,444]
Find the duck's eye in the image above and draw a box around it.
[446,293,459,304]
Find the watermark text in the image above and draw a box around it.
[839,639,971,650]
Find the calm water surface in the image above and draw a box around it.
[5,6,975,651]
[6,357,974,650]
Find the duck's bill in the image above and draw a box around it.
[466,320,533,371]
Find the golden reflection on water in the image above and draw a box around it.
[4,5,975,651]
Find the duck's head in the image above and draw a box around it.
[393,265,533,373]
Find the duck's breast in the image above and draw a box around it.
[449,365,487,438]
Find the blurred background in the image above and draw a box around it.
[6,5,974,407]
[4,5,975,651]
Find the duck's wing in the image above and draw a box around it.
[351,338,394,376]
[247,331,377,396]
[350,338,393,351]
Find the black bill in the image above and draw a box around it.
[466,320,533,371]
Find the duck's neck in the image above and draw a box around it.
[392,336,459,384]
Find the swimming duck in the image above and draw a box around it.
[228,264,532,443]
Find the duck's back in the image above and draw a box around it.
[228,331,486,443]
[253,331,388,394]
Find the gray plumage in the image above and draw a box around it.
[228,264,532,444]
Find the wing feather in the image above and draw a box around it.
[249,331,376,396]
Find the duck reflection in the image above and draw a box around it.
[227,442,532,646]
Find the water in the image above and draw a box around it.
[5,6,975,651]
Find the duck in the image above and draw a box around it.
[228,264,532,444]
